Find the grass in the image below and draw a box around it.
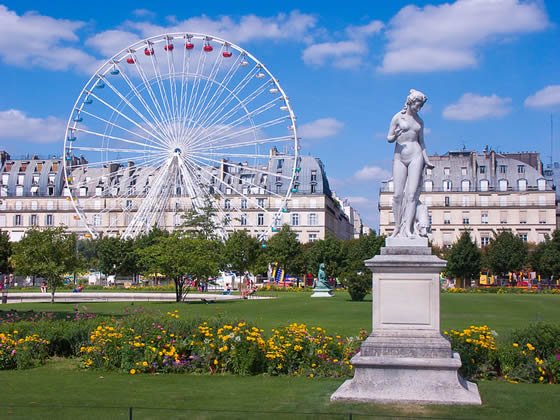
[1,292,559,419]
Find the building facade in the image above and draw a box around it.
[0,150,357,243]
[379,150,557,247]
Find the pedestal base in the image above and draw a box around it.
[310,289,334,298]
[330,352,481,405]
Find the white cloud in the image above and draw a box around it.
[524,85,560,108]
[0,110,67,143]
[302,19,382,69]
[443,93,512,121]
[298,118,344,140]
[354,165,391,181]
[302,40,367,69]
[380,0,549,73]
[0,5,99,73]
[122,11,317,45]
[132,9,156,18]
[85,30,142,58]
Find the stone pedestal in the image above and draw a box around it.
[331,241,481,405]
[311,288,334,298]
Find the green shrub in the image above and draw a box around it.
[500,323,560,384]
[341,272,370,301]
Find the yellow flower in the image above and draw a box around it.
[512,343,519,348]
[142,361,148,367]
[129,369,136,375]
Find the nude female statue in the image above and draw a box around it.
[387,89,433,238]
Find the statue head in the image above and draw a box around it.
[319,263,325,270]
[402,89,427,113]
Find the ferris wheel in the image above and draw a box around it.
[63,33,299,240]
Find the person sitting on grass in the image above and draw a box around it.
[223,284,232,295]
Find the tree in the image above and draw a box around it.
[137,235,221,302]
[485,230,527,283]
[180,199,219,240]
[531,230,560,279]
[223,230,261,279]
[11,227,81,303]
[0,229,11,274]
[446,230,482,288]
[342,232,385,273]
[265,225,302,277]
[304,235,346,278]
[96,236,138,280]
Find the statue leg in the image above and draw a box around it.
[391,158,407,237]
[402,157,424,237]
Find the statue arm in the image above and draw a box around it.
[387,114,401,143]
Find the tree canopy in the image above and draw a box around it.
[485,230,527,278]
[446,230,482,287]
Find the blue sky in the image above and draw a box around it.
[0,0,559,230]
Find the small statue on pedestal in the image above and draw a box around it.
[311,263,333,297]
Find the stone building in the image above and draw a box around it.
[0,150,357,243]
[379,149,557,247]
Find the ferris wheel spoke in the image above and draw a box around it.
[164,43,179,123]
[72,108,165,147]
[83,90,169,148]
[116,60,175,143]
[191,135,294,153]
[74,128,167,151]
[186,44,226,138]
[96,74,169,146]
[183,48,209,139]
[68,146,163,155]
[131,54,176,140]
[66,151,168,171]
[191,97,283,149]
[184,52,243,142]
[188,63,259,139]
[188,77,267,144]
[193,115,289,151]
[148,53,177,140]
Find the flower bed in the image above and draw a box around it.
[0,331,49,369]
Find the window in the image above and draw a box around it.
[519,210,527,224]
[461,180,470,192]
[481,212,489,224]
[46,214,54,226]
[479,165,486,174]
[257,198,265,208]
[1,174,8,185]
[426,168,432,176]
[125,200,133,210]
[480,196,488,207]
[480,236,490,247]
[500,196,508,206]
[518,233,528,242]
[16,185,23,196]
[480,179,489,192]
[538,179,546,191]
[387,181,394,192]
[14,214,22,226]
[517,165,525,174]
[17,174,25,184]
[240,213,247,226]
[539,195,546,206]
[291,213,299,226]
[462,195,470,206]
[277,159,283,169]
[310,184,317,193]
[443,233,453,249]
[29,214,38,226]
[224,199,231,209]
[15,201,22,210]
[520,195,527,206]
[93,214,101,226]
[462,213,470,225]
[539,210,547,224]
[500,211,508,224]
[424,180,433,192]
[444,212,451,224]
[311,170,317,182]
[308,213,318,226]
[444,196,450,207]
[442,180,452,191]
[444,167,450,176]
[241,199,247,209]
[461,167,467,176]
[79,186,88,197]
[31,200,38,210]
[518,179,527,191]
[47,200,54,210]
[257,213,264,226]
[499,165,507,174]
[498,179,508,191]
[308,233,318,242]
[223,214,231,226]
[0,215,5,227]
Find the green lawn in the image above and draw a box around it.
[1,292,559,419]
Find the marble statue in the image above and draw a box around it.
[315,263,330,289]
[387,89,433,239]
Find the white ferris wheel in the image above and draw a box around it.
[63,33,299,240]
